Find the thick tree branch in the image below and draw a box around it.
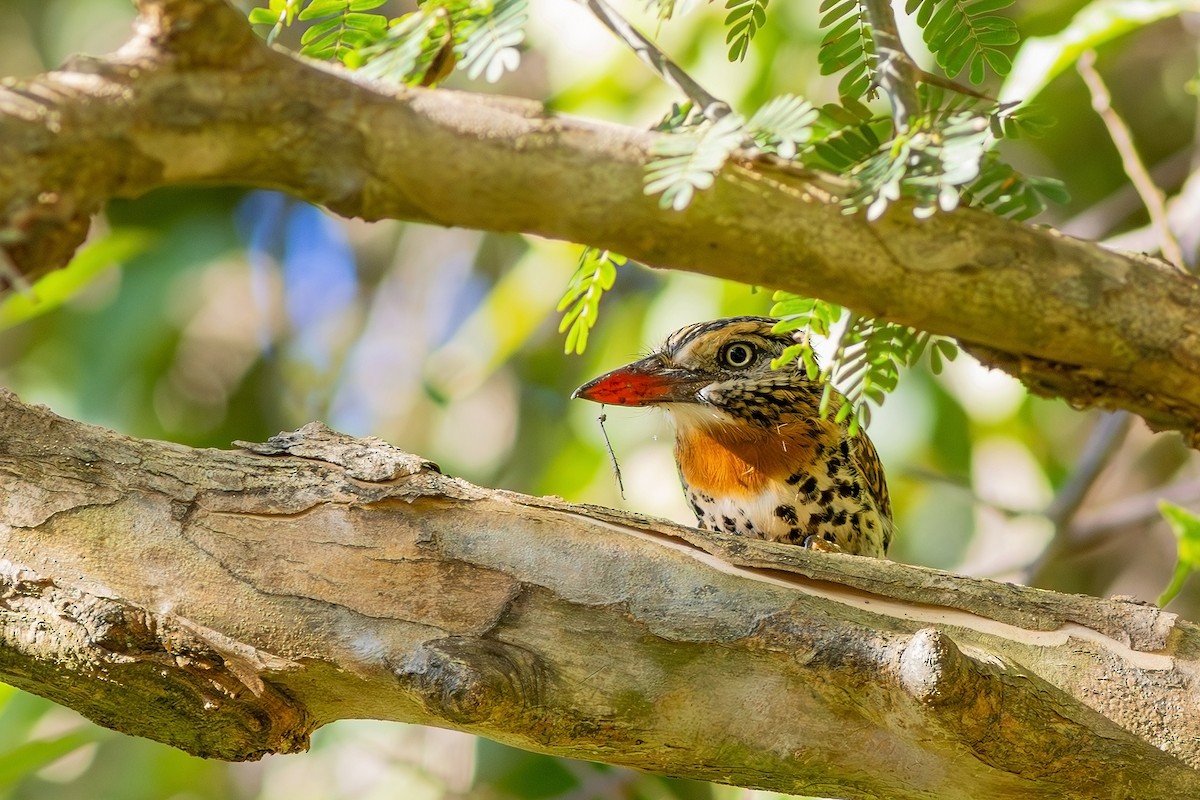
[2,390,1200,799]
[3,0,1200,444]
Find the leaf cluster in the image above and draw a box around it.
[643,95,817,211]
[818,0,878,102]
[557,248,627,355]
[907,0,1018,85]
[248,0,528,85]
[725,0,769,62]
[770,293,958,434]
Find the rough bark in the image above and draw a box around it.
[2,389,1200,800]
[1,0,1199,443]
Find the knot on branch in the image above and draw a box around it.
[397,637,548,726]
[130,0,259,67]
[236,422,442,482]
[0,560,314,761]
[895,626,1193,787]
[898,627,971,703]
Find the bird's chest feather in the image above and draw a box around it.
[675,422,886,556]
[673,422,825,497]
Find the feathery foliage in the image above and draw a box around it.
[644,95,816,211]
[817,0,878,101]
[771,293,958,434]
[248,0,528,85]
[907,0,1019,84]
[725,0,769,62]
[557,249,626,355]
[644,113,748,211]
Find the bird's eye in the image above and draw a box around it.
[719,342,756,369]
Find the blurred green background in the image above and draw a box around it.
[2,0,1199,797]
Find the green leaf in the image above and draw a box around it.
[746,94,817,158]
[299,0,347,20]
[249,7,282,24]
[0,732,99,790]
[355,11,439,83]
[817,0,877,101]
[1157,500,1200,606]
[557,249,626,355]
[724,0,768,62]
[645,113,746,210]
[912,0,1018,82]
[0,230,156,331]
[457,0,528,83]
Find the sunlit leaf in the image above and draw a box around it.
[0,230,156,331]
[1157,500,1200,606]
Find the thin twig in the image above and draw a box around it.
[1022,411,1133,584]
[1073,476,1200,542]
[576,0,731,121]
[1077,49,1187,271]
[860,0,923,132]
[1044,412,1133,529]
[0,252,31,296]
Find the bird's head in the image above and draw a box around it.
[572,317,818,428]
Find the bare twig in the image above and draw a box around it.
[860,0,923,131]
[1023,411,1133,584]
[1073,476,1200,541]
[1059,148,1193,242]
[1077,50,1187,271]
[1045,412,1134,529]
[574,0,731,121]
[0,247,32,296]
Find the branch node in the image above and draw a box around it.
[898,627,971,704]
[396,636,549,726]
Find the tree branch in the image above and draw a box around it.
[3,0,1200,445]
[1,389,1200,799]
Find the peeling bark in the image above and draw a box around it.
[0,0,1199,442]
[2,390,1200,799]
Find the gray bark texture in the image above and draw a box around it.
[3,390,1200,800]
[0,0,1199,442]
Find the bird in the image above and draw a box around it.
[572,316,893,557]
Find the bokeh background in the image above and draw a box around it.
[2,0,1199,797]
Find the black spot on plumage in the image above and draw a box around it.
[832,509,848,526]
[837,481,861,499]
[775,504,798,524]
[787,527,803,543]
[824,532,836,542]
[825,457,843,478]
[723,516,737,533]
[819,488,835,506]
[839,439,851,458]
[796,475,820,500]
